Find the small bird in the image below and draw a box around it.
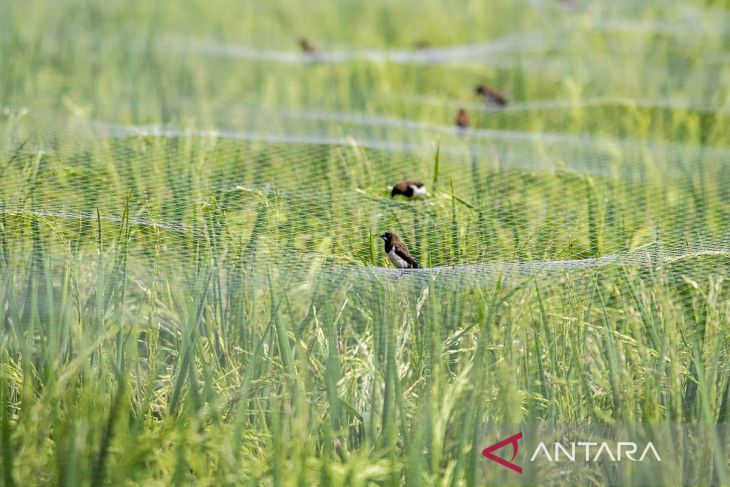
[455,108,470,132]
[391,181,427,198]
[558,0,580,10]
[381,232,419,269]
[475,84,508,107]
[299,38,317,54]
[414,40,431,50]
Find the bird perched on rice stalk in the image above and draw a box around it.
[455,108,470,134]
[299,38,317,54]
[391,180,426,198]
[475,84,508,107]
[380,232,419,269]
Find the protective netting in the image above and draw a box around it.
[1,0,730,484]
[3,106,730,292]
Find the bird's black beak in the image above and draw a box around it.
[380,234,387,240]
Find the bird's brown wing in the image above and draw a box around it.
[393,181,411,193]
[394,242,419,269]
[392,181,410,195]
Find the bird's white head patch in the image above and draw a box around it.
[410,184,427,198]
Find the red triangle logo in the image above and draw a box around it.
[481,432,523,474]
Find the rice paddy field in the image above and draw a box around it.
[1,0,730,485]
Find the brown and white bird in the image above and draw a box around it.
[381,232,419,269]
[299,38,317,54]
[391,180,427,198]
[455,108,470,133]
[475,84,508,107]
